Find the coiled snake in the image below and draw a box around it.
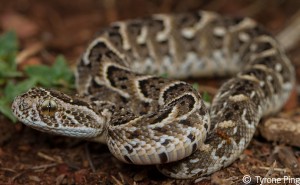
[12,11,295,179]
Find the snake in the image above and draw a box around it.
[11,10,295,179]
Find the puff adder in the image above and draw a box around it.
[12,10,295,179]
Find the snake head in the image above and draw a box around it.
[12,87,107,141]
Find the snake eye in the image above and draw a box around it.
[41,99,58,116]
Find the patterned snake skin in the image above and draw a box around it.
[12,11,295,179]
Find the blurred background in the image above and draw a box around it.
[1,0,300,63]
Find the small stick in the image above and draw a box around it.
[15,42,44,65]
[118,172,125,184]
[37,152,63,163]
[0,167,17,173]
[30,163,58,171]
[257,166,287,173]
[84,143,96,172]
[10,171,27,183]
[276,10,300,51]
[111,175,123,185]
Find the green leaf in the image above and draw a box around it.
[24,55,74,88]
[202,91,211,103]
[0,31,18,57]
[25,65,54,87]
[0,31,19,79]
[0,79,37,123]
[51,55,74,87]
[0,59,22,78]
[192,83,200,91]
[160,73,169,78]
[0,99,17,122]
[4,79,37,103]
[0,31,20,122]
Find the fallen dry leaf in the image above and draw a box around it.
[1,12,39,39]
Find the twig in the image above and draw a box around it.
[118,172,125,184]
[84,143,96,172]
[37,152,63,163]
[9,171,27,183]
[30,163,58,171]
[56,174,66,185]
[257,166,287,173]
[194,176,211,183]
[15,42,44,65]
[276,10,300,51]
[111,175,123,185]
[0,167,17,173]
[8,163,58,183]
[261,161,276,185]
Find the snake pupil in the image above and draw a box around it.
[48,102,52,112]
[41,99,57,116]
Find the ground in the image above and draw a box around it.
[0,0,300,184]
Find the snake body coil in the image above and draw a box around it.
[12,11,295,179]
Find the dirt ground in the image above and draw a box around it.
[1,0,300,184]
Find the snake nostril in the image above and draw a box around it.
[12,99,20,111]
[16,99,31,111]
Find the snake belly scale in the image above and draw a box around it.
[12,10,295,179]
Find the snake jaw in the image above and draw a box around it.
[12,88,107,140]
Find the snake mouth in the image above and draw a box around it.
[23,119,104,139]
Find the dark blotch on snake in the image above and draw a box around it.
[179,119,192,126]
[162,83,186,102]
[204,122,209,130]
[161,139,171,146]
[192,143,197,152]
[138,79,150,97]
[87,42,106,62]
[159,152,168,163]
[150,108,172,124]
[124,145,133,154]
[124,155,133,164]
[187,133,195,142]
